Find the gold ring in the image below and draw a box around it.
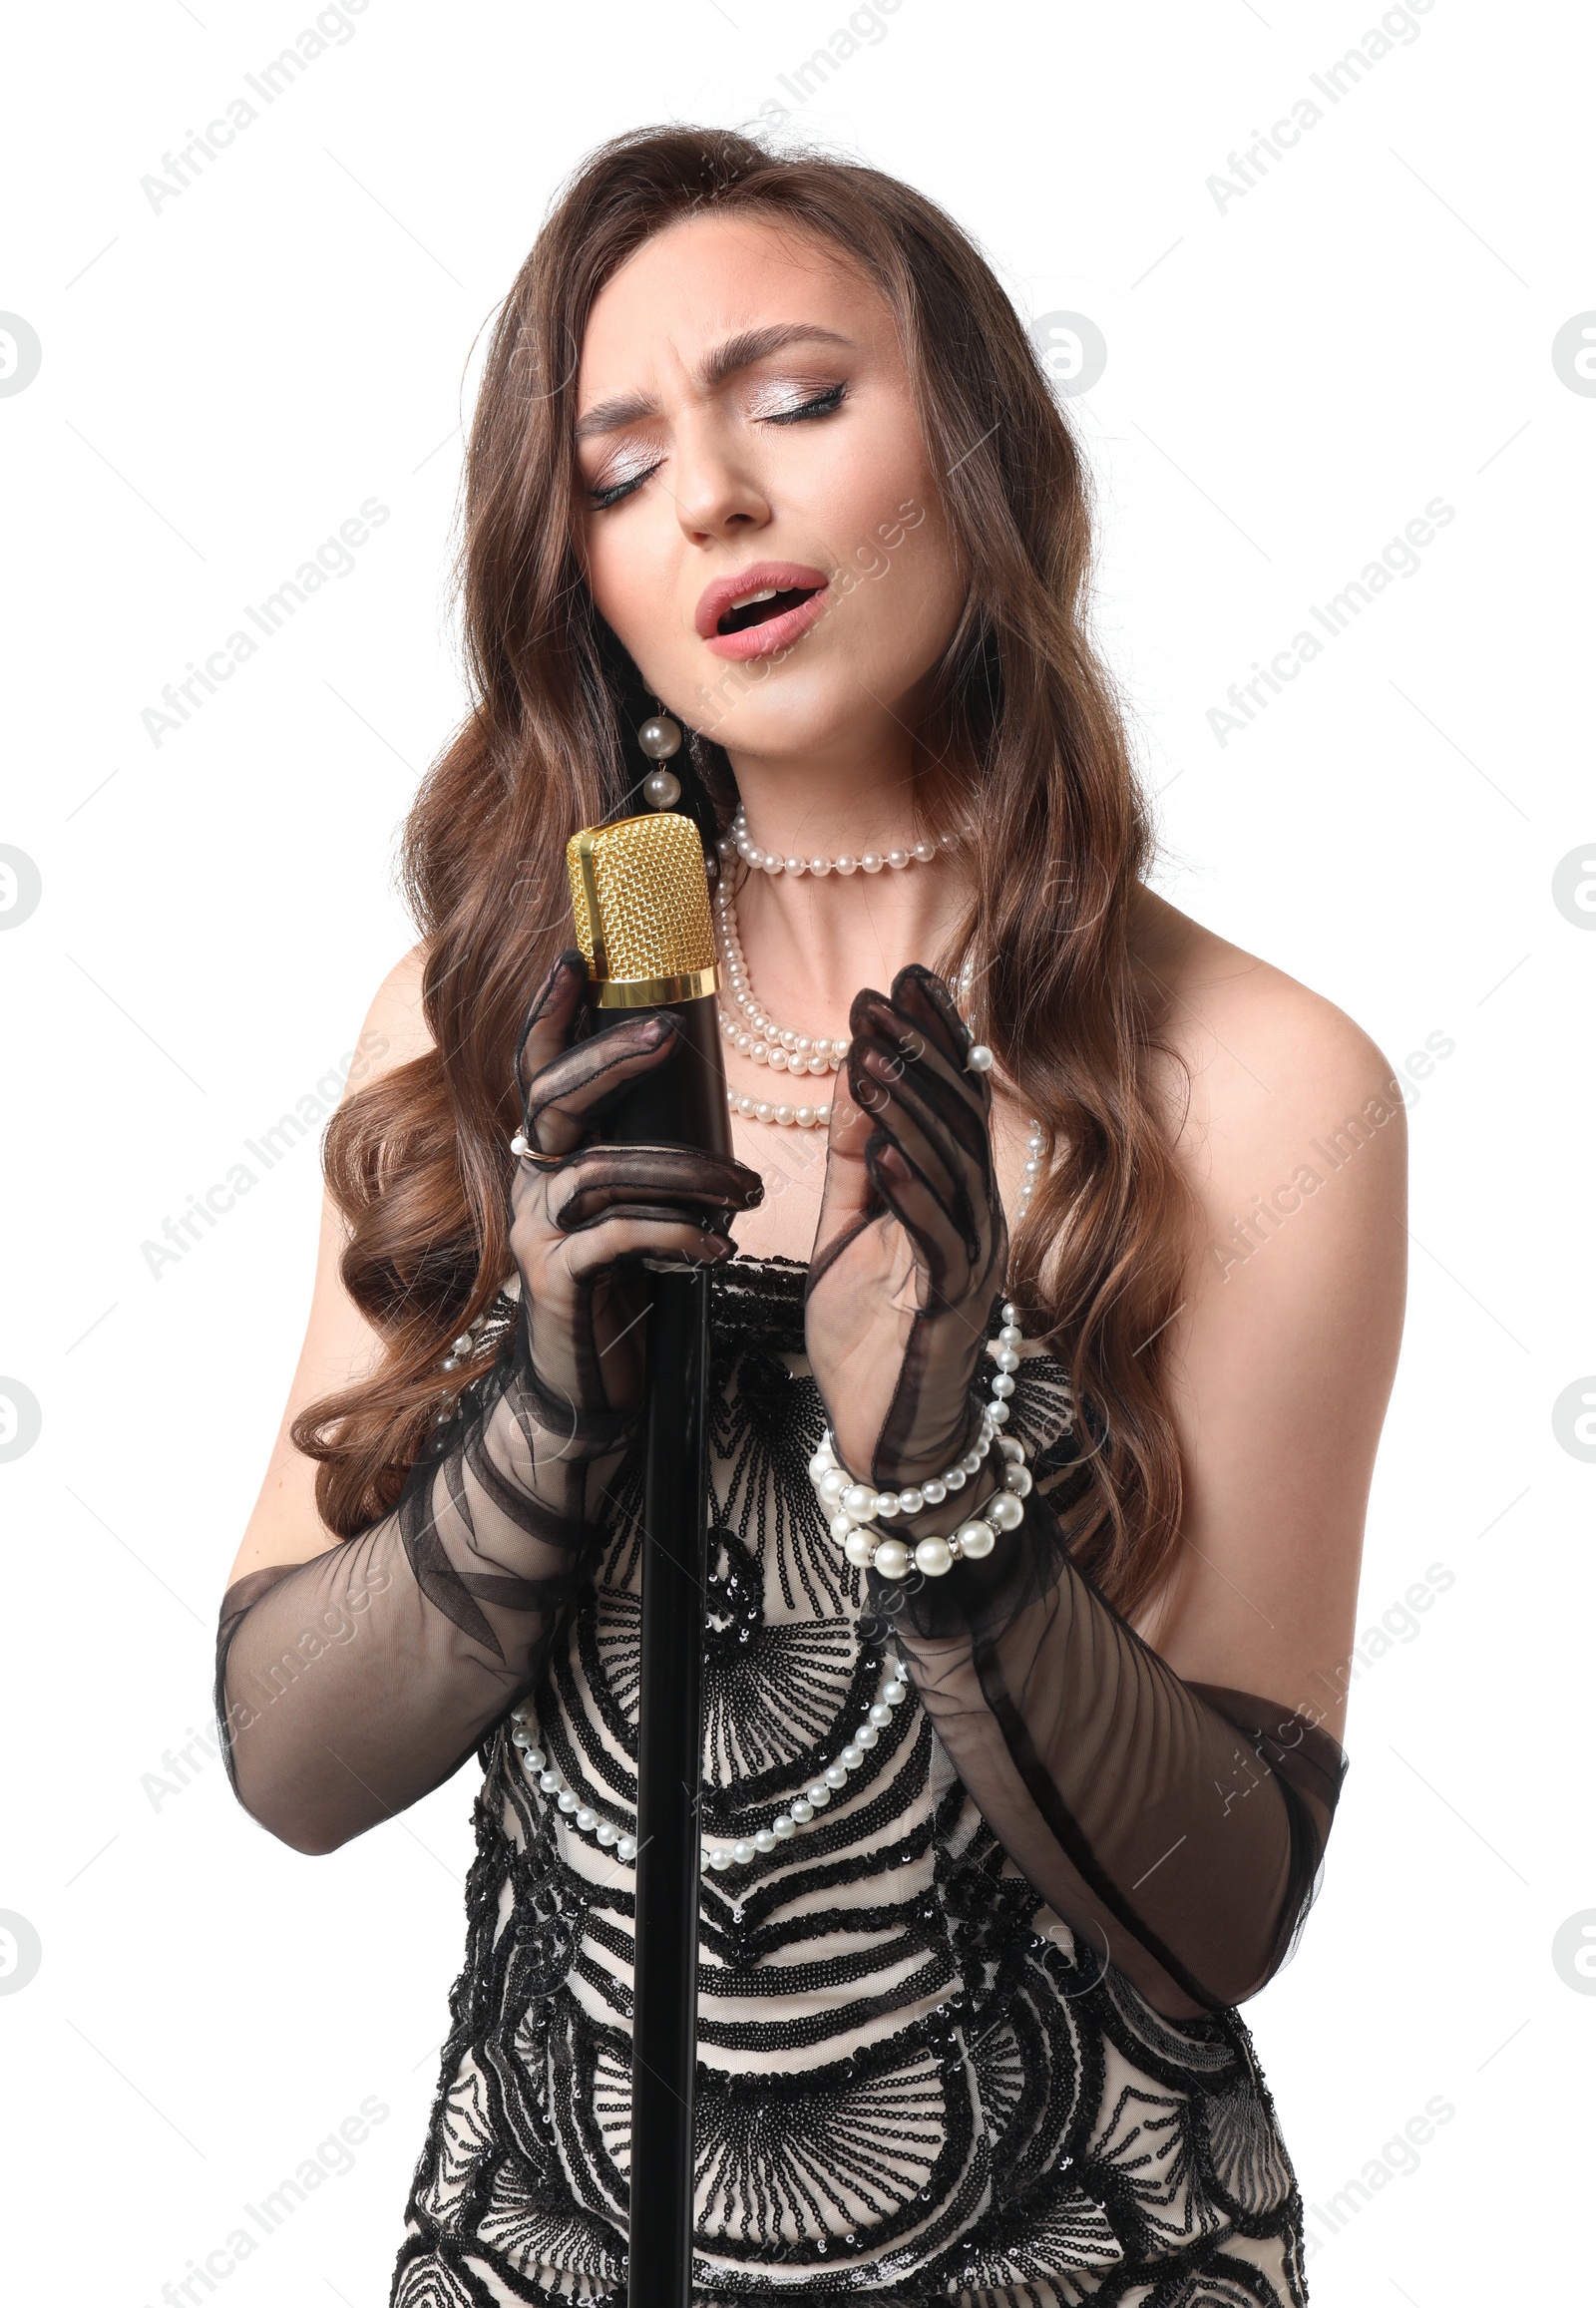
[510,1132,564,1170]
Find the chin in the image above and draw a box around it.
[671,602,953,763]
[684,659,891,761]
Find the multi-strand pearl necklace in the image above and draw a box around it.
[713,869,1048,1191]
[713,870,846,1128]
[727,804,958,880]
[715,871,1048,1208]
[709,810,957,1121]
[507,1658,914,1876]
[712,810,956,1065]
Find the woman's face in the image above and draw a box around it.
[573,212,967,774]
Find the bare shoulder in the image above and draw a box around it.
[1130,888,1408,1232]
[351,939,436,1086]
[1122,890,1409,1718]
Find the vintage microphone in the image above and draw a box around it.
[564,809,732,2308]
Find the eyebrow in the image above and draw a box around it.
[573,323,856,440]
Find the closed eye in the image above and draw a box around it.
[587,384,849,509]
[590,462,661,511]
[762,383,848,426]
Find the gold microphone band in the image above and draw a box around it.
[591,965,719,1009]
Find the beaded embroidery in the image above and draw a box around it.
[390,1259,1311,2308]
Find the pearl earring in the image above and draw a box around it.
[637,706,683,809]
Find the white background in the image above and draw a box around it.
[2,1,1591,2300]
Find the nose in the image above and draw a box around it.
[669,409,772,546]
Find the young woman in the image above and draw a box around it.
[214,128,1406,2307]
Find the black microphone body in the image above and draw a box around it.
[586,988,732,1165]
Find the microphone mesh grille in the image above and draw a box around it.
[565,811,716,982]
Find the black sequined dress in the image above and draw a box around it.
[375,1258,1339,2307]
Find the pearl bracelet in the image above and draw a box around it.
[808,1303,1034,1579]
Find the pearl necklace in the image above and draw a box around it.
[507,1656,914,1875]
[713,873,843,1130]
[712,874,1048,1191]
[717,884,1047,1193]
[728,804,957,880]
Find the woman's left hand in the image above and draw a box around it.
[804,963,1008,1494]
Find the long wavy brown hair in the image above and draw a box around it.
[293,125,1196,1618]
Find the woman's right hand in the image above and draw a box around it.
[508,951,764,1427]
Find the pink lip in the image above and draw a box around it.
[694,560,831,660]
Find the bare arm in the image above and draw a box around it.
[1131,951,1409,1743]
[223,945,434,1596]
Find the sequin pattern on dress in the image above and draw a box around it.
[389,1259,1311,2308]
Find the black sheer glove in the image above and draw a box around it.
[510,950,764,1432]
[212,951,762,1856]
[212,1341,602,1858]
[804,962,1005,1493]
[883,1482,1348,2017]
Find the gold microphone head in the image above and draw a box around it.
[566,811,720,1009]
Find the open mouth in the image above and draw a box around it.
[717,584,823,636]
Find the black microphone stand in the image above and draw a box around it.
[595,989,730,2308]
[632,1262,710,2302]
